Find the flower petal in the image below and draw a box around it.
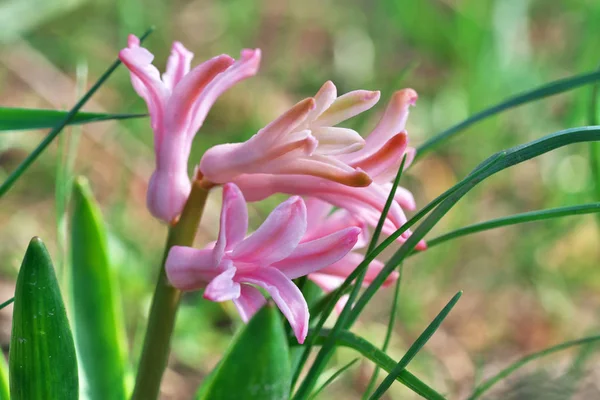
[213,183,249,263]
[146,166,191,222]
[304,197,334,233]
[162,41,194,91]
[311,127,365,155]
[232,196,307,265]
[306,80,337,122]
[314,89,380,127]
[237,267,309,343]
[166,54,235,138]
[188,49,262,139]
[204,267,241,302]
[165,246,218,291]
[274,227,361,279]
[343,132,409,180]
[119,35,169,138]
[232,285,267,322]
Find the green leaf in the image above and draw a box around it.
[420,202,600,252]
[9,237,78,400]
[0,108,145,131]
[196,304,291,400]
[363,265,404,398]
[0,27,154,199]
[416,70,600,159]
[468,334,600,400]
[370,291,462,399]
[71,177,127,400]
[0,351,8,400]
[308,358,359,400]
[302,329,446,400]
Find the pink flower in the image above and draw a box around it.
[198,81,380,187]
[231,87,426,249]
[119,34,261,222]
[302,198,400,312]
[165,183,360,343]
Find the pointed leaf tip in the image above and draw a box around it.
[9,238,78,400]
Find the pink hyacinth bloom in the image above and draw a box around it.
[165,183,360,343]
[233,174,426,250]
[198,81,380,188]
[119,34,261,222]
[302,198,400,312]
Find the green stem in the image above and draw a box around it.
[131,180,212,400]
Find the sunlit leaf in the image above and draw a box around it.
[9,237,78,400]
[196,304,291,400]
[71,178,127,400]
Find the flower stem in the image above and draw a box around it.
[131,179,212,400]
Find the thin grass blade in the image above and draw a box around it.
[468,334,600,400]
[0,298,13,310]
[369,291,462,399]
[0,27,153,199]
[0,108,145,131]
[308,358,360,400]
[420,202,600,252]
[416,70,600,159]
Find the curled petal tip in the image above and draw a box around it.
[241,48,261,60]
[127,34,140,47]
[393,88,418,106]
[348,169,372,187]
[363,90,381,101]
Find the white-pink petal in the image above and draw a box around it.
[165,247,218,291]
[232,285,267,322]
[203,267,241,302]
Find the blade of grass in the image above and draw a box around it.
[468,334,600,400]
[416,70,600,159]
[362,265,404,398]
[369,291,462,399]
[0,108,145,131]
[293,152,506,399]
[0,298,13,310]
[291,155,407,388]
[0,26,154,199]
[299,126,600,398]
[589,68,600,221]
[294,329,446,400]
[308,358,360,400]
[418,202,600,252]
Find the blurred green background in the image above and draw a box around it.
[1,0,600,398]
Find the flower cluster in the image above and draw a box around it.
[120,35,423,342]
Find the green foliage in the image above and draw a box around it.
[0,352,8,400]
[196,304,292,400]
[0,107,145,131]
[9,238,78,400]
[71,178,127,400]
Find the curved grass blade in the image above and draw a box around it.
[296,329,446,400]
[291,156,408,389]
[369,291,462,399]
[293,154,505,399]
[363,265,403,398]
[0,297,13,311]
[468,334,600,400]
[419,202,600,252]
[416,70,600,159]
[71,178,127,400]
[0,27,154,199]
[0,351,8,400]
[308,358,359,400]
[589,70,600,214]
[0,108,145,131]
[196,304,291,400]
[9,237,78,400]
[299,126,600,397]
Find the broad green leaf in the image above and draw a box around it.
[196,304,292,400]
[0,27,154,199]
[71,177,127,400]
[416,70,600,158]
[370,291,462,399]
[468,334,600,400]
[0,351,8,400]
[9,237,78,400]
[0,108,145,131]
[303,329,446,400]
